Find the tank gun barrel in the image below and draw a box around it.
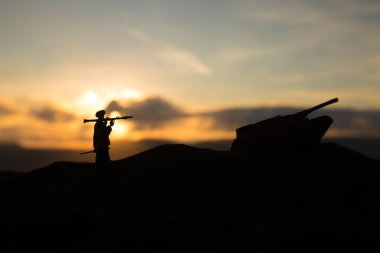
[83,116,133,123]
[299,97,338,117]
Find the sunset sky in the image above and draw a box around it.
[1,0,380,150]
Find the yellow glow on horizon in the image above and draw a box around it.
[3,88,380,152]
[125,117,234,142]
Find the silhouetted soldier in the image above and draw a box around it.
[93,110,114,169]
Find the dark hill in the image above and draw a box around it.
[0,143,379,252]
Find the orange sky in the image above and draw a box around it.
[1,0,380,149]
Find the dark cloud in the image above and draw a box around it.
[106,97,187,129]
[316,109,380,136]
[199,107,299,130]
[106,96,380,137]
[31,106,76,122]
[0,102,16,116]
[0,128,20,143]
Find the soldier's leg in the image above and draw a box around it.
[105,148,110,163]
[96,149,107,169]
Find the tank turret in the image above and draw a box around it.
[231,98,338,153]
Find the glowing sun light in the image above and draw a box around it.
[112,122,129,138]
[82,91,100,105]
[108,111,129,138]
[122,89,142,100]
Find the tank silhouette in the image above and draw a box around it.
[231,98,339,153]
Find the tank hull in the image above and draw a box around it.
[231,116,333,153]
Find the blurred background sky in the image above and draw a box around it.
[1,0,380,151]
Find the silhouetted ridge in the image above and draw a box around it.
[123,144,219,160]
[0,143,379,252]
[0,171,22,181]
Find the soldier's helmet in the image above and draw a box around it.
[95,110,106,118]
